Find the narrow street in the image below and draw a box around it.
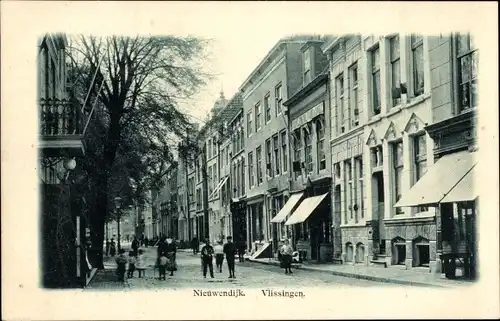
[86,247,404,290]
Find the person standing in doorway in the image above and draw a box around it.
[280,239,294,274]
[237,240,245,262]
[214,240,224,273]
[109,238,116,257]
[105,239,110,257]
[223,236,237,278]
[200,238,214,279]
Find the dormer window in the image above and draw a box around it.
[303,48,311,85]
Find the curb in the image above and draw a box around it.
[249,259,449,288]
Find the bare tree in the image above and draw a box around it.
[69,35,212,267]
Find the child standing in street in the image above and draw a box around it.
[115,249,127,282]
[127,251,136,278]
[214,240,224,273]
[136,249,147,278]
[158,254,169,280]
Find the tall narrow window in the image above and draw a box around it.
[345,160,353,220]
[413,134,428,212]
[256,146,263,184]
[275,83,283,116]
[371,46,381,115]
[236,161,241,197]
[411,35,424,96]
[355,157,364,219]
[265,139,272,178]
[316,118,326,171]
[255,102,261,131]
[304,125,313,173]
[303,48,311,85]
[232,163,237,197]
[248,152,254,188]
[241,158,245,195]
[336,74,345,133]
[247,111,253,137]
[457,33,478,112]
[392,141,404,214]
[264,93,271,123]
[390,35,401,106]
[293,130,302,178]
[349,63,359,127]
[281,131,288,173]
[273,135,280,175]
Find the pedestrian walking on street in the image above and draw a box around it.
[191,237,199,255]
[200,239,214,279]
[223,236,237,278]
[166,238,177,276]
[158,254,168,280]
[115,249,127,282]
[131,236,140,256]
[144,237,149,248]
[109,238,116,257]
[280,239,294,274]
[214,240,224,273]
[136,249,147,278]
[127,251,136,278]
[237,240,245,262]
[105,239,110,256]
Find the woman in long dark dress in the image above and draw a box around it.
[166,239,177,276]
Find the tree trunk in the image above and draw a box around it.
[88,111,122,269]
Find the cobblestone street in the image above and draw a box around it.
[86,247,405,290]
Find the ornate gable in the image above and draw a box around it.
[366,129,378,147]
[383,121,399,141]
[404,113,425,135]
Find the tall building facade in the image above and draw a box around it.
[239,36,321,255]
[282,38,332,262]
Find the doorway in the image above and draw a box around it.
[395,244,406,265]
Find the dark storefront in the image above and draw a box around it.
[230,199,247,250]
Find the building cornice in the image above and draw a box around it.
[284,73,328,107]
[425,108,477,138]
[321,36,342,53]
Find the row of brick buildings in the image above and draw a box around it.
[153,34,478,280]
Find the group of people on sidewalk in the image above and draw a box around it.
[199,236,238,279]
[114,244,147,282]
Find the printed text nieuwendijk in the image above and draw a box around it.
[193,289,305,298]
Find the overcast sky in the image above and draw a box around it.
[181,32,285,127]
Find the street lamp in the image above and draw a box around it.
[113,196,123,250]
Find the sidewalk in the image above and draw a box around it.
[249,257,473,288]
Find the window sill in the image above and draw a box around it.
[340,223,366,228]
[367,114,382,125]
[383,212,435,225]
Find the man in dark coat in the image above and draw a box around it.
[223,236,237,278]
[200,238,214,278]
[132,236,140,256]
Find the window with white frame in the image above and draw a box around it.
[349,63,359,127]
[336,73,345,134]
[316,118,326,171]
[248,152,254,188]
[273,134,280,176]
[256,146,263,184]
[266,138,272,178]
[413,134,428,212]
[247,111,253,137]
[275,83,283,116]
[281,131,288,173]
[304,125,313,173]
[371,46,381,115]
[411,35,424,97]
[390,35,401,107]
[264,93,271,123]
[456,33,478,112]
[303,48,311,85]
[255,102,261,132]
[392,141,404,214]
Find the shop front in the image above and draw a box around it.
[270,192,303,254]
[285,179,333,263]
[230,198,247,252]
